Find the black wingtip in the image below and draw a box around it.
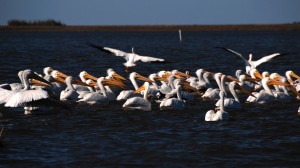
[87,43,104,50]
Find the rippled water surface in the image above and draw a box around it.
[1,31,300,167]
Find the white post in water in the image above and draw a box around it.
[179,29,182,43]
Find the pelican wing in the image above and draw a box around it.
[217,47,250,66]
[5,89,49,107]
[25,97,71,110]
[88,44,127,57]
[253,53,286,68]
[134,55,165,63]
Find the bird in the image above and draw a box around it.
[60,76,88,102]
[217,47,287,74]
[122,82,152,111]
[205,90,230,121]
[1,69,69,114]
[116,72,153,101]
[88,44,170,71]
[160,80,186,111]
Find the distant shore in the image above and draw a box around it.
[1,24,300,32]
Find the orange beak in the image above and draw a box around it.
[134,85,145,94]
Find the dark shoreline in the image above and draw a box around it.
[1,24,300,32]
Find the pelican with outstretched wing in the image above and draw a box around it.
[88,44,170,71]
[217,47,287,74]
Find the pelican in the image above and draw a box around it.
[60,76,88,102]
[160,81,186,111]
[88,44,169,70]
[246,77,295,104]
[205,90,230,121]
[1,69,69,114]
[116,72,153,101]
[216,80,254,110]
[217,47,287,74]
[77,77,119,106]
[202,73,222,101]
[285,70,300,85]
[122,82,151,111]
[43,67,54,82]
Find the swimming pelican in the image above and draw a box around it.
[77,77,122,106]
[116,72,153,101]
[1,69,69,114]
[160,82,186,111]
[246,77,294,104]
[205,90,230,121]
[285,70,300,85]
[88,44,169,70]
[122,82,151,111]
[217,47,287,74]
[202,73,222,101]
[60,76,88,102]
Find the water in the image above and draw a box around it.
[1,30,300,167]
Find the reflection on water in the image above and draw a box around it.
[0,31,300,166]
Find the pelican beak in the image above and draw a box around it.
[235,84,256,98]
[113,72,127,81]
[175,74,185,79]
[30,79,51,87]
[162,72,172,79]
[226,75,240,83]
[134,85,145,94]
[267,80,290,87]
[254,71,263,80]
[88,80,98,87]
[29,72,52,86]
[72,79,88,86]
[154,76,168,82]
[56,71,69,79]
[288,85,300,97]
[136,74,154,83]
[176,71,191,78]
[103,78,126,89]
[83,73,98,81]
[53,76,66,84]
[245,76,260,83]
[291,71,300,79]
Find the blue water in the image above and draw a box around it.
[0,30,300,167]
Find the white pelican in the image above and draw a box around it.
[202,73,222,101]
[88,44,168,70]
[1,69,69,114]
[205,90,230,121]
[122,82,151,111]
[43,67,54,82]
[285,70,300,86]
[77,77,114,106]
[246,77,296,104]
[116,72,153,101]
[60,76,88,102]
[160,82,186,111]
[217,47,287,74]
[216,80,254,110]
[195,69,212,90]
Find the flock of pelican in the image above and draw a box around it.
[1,45,299,121]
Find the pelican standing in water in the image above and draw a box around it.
[88,44,169,71]
[205,90,230,121]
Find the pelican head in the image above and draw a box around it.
[130,72,153,83]
[43,67,54,76]
[80,71,98,81]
